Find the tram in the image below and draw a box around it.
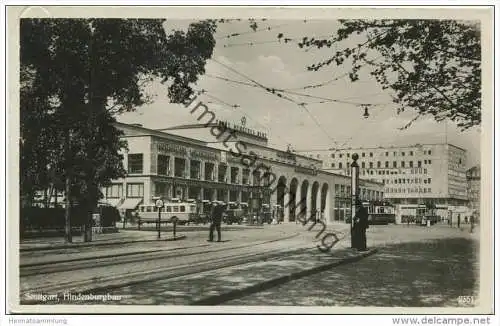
[366,201,396,225]
[136,198,196,227]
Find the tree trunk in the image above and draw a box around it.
[64,175,72,243]
[64,129,72,243]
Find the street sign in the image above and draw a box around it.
[155,199,164,208]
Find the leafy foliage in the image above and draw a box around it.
[294,19,481,130]
[20,19,217,215]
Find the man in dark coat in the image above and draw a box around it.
[209,202,223,242]
[353,200,369,251]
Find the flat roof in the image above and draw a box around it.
[303,142,467,153]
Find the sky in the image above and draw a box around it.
[117,19,482,168]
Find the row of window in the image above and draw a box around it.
[332,160,431,169]
[128,154,259,185]
[386,187,432,194]
[105,183,144,198]
[331,149,432,159]
[334,184,383,201]
[383,178,432,185]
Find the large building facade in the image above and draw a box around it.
[307,143,469,222]
[466,165,481,221]
[102,122,384,225]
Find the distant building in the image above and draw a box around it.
[466,165,480,220]
[306,143,469,223]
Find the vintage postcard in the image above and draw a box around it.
[5,5,495,315]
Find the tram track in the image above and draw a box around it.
[20,233,299,277]
[20,241,312,304]
[20,233,303,296]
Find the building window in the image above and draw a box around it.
[339,162,343,169]
[339,154,343,158]
[369,152,373,157]
[347,153,350,158]
[205,162,215,181]
[385,152,389,156]
[385,161,389,168]
[410,151,414,156]
[230,167,240,184]
[402,152,405,156]
[126,183,144,198]
[401,161,405,168]
[393,161,397,168]
[409,161,413,168]
[428,150,432,155]
[362,162,365,168]
[428,160,432,164]
[331,163,335,168]
[370,170,374,175]
[331,154,335,158]
[218,164,227,182]
[155,183,168,197]
[428,178,432,184]
[175,157,187,178]
[369,162,373,168]
[105,184,123,198]
[393,152,397,156]
[242,169,250,185]
[362,152,365,157]
[418,161,422,168]
[190,160,201,179]
[377,161,381,168]
[157,155,170,175]
[128,154,143,174]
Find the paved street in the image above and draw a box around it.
[19,222,479,307]
[20,224,311,303]
[225,225,479,307]
[19,221,480,307]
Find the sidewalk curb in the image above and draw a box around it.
[20,235,187,252]
[191,248,378,305]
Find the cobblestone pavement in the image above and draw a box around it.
[225,225,479,307]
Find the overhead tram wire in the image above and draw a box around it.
[216,21,308,40]
[283,55,384,91]
[192,88,296,147]
[205,73,391,106]
[209,58,340,146]
[221,33,335,49]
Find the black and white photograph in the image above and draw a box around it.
[4,5,495,316]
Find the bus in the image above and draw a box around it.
[136,200,196,227]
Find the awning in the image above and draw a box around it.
[100,198,122,207]
[119,198,143,210]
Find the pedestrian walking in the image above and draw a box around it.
[457,213,461,229]
[208,202,223,242]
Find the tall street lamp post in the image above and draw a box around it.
[350,153,360,248]
[156,198,164,239]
